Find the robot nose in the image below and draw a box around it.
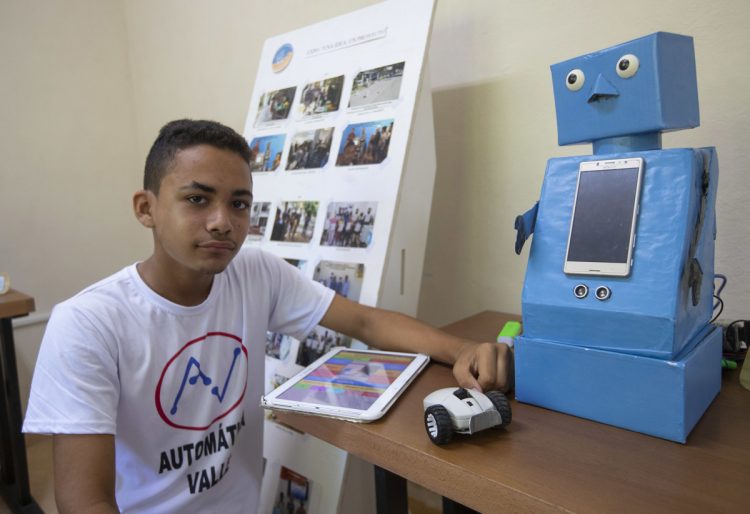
[588,73,619,103]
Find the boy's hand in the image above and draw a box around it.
[452,341,514,393]
[319,295,514,392]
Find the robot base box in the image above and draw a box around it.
[514,325,721,443]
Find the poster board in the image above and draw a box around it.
[242,1,436,511]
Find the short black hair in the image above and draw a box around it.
[143,119,252,194]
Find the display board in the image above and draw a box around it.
[242,1,436,511]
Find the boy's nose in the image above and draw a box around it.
[208,207,232,233]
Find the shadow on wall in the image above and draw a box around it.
[417,79,552,327]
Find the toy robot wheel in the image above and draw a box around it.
[424,405,453,444]
[486,391,512,428]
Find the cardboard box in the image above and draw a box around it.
[514,325,721,443]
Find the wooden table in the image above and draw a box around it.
[277,311,749,513]
[0,290,43,514]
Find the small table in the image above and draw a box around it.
[0,290,43,514]
[276,311,749,513]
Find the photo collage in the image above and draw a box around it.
[247,61,404,176]
[246,4,442,511]
[245,62,404,252]
[266,260,366,370]
[247,61,405,376]
[248,61,409,394]
[251,5,436,512]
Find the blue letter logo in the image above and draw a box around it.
[155,332,248,431]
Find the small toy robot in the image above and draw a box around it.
[423,387,511,445]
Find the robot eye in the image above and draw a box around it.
[616,54,640,78]
[565,69,585,91]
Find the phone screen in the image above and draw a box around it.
[567,166,640,264]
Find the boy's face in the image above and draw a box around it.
[141,144,253,277]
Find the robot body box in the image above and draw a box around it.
[522,147,718,360]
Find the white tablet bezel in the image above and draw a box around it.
[564,157,644,277]
[261,347,429,422]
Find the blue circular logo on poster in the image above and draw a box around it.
[272,44,293,73]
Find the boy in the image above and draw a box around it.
[23,119,512,513]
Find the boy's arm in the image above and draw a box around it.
[53,434,119,514]
[319,294,513,392]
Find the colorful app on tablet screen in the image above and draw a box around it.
[276,350,414,410]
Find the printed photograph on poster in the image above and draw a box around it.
[320,202,377,248]
[296,326,352,367]
[336,119,394,166]
[314,260,365,301]
[255,86,297,124]
[264,355,298,401]
[270,466,311,514]
[249,202,272,241]
[249,134,286,172]
[286,128,334,170]
[298,75,344,116]
[266,332,292,360]
[269,367,295,393]
[348,61,405,108]
[284,258,308,274]
[270,201,320,244]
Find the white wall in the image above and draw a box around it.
[0,0,143,407]
[2,0,749,408]
[122,0,383,160]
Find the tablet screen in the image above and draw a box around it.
[275,350,416,411]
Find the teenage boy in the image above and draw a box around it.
[23,119,512,514]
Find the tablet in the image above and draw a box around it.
[261,347,429,422]
[564,157,644,277]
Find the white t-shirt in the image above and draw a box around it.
[23,248,334,513]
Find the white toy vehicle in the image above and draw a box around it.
[423,387,512,445]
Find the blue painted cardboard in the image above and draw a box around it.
[551,32,699,146]
[515,325,722,443]
[515,32,720,443]
[522,147,718,359]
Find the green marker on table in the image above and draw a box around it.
[497,321,522,348]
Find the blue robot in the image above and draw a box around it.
[514,33,720,443]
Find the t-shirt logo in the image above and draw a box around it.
[155,332,248,430]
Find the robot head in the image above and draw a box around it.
[551,32,699,146]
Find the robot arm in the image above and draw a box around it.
[514,201,539,255]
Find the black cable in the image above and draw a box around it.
[713,274,727,310]
[714,273,727,296]
[710,295,723,323]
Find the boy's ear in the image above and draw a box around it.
[133,190,156,228]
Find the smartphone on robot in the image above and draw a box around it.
[564,157,644,277]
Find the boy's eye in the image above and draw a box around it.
[233,200,250,210]
[187,195,206,205]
